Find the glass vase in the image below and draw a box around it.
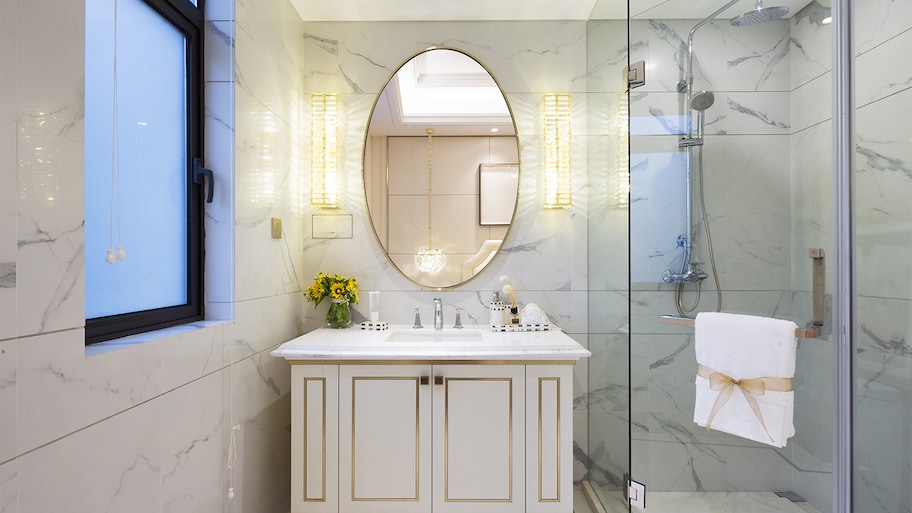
[326,299,352,329]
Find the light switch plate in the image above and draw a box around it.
[312,214,353,239]
[271,218,282,239]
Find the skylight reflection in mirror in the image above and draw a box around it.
[392,50,512,125]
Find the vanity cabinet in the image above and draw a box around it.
[290,362,573,513]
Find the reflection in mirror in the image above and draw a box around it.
[364,48,519,289]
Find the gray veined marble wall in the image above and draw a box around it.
[853,1,912,513]
[0,0,300,512]
[613,3,837,512]
[296,19,598,481]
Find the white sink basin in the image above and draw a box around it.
[385,329,484,344]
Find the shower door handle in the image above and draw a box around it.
[810,248,825,327]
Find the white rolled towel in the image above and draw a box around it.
[520,303,548,325]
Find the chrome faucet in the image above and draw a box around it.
[433,297,444,330]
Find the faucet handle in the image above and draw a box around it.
[453,307,463,329]
[413,308,423,329]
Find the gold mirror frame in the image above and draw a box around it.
[363,47,520,289]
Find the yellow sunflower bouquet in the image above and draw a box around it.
[305,273,359,328]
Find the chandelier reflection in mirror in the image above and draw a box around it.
[415,128,447,273]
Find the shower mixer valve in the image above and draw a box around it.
[662,263,708,284]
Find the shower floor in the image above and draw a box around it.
[577,483,824,513]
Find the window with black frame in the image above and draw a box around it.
[85,0,207,345]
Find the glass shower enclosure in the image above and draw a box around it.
[584,0,912,512]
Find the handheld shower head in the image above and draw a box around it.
[730,0,789,26]
[690,90,715,112]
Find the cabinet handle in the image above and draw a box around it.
[434,376,444,386]
[420,376,429,386]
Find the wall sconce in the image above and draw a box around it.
[311,93,339,208]
[542,93,572,208]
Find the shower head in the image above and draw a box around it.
[691,90,715,112]
[730,1,789,26]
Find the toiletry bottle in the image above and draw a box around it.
[490,291,505,328]
[369,291,380,322]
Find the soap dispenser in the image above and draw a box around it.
[490,291,506,328]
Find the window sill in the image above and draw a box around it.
[85,320,231,357]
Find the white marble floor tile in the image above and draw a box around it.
[580,484,826,513]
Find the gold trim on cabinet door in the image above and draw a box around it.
[350,376,422,502]
[539,377,561,502]
[444,377,514,503]
[302,378,327,502]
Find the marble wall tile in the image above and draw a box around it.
[0,460,15,513]
[16,126,84,337]
[586,20,630,94]
[16,0,84,143]
[584,334,628,415]
[159,321,230,393]
[0,0,16,123]
[229,349,292,513]
[790,1,833,90]
[791,71,832,133]
[791,336,834,465]
[854,371,912,513]
[633,439,794,493]
[0,118,16,340]
[857,28,912,108]
[234,26,299,124]
[704,91,791,135]
[630,18,790,95]
[853,3,912,509]
[17,398,161,513]
[160,370,228,513]
[16,329,161,453]
[205,21,235,84]
[301,21,589,96]
[586,411,629,488]
[0,339,15,464]
[790,121,833,293]
[233,89,301,302]
[234,294,302,359]
[855,0,912,55]
[205,0,234,23]
[855,88,912,301]
[204,81,236,314]
[238,1,303,85]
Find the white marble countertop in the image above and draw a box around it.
[270,325,591,361]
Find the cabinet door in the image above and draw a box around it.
[525,365,574,513]
[339,365,432,513]
[432,364,525,513]
[291,365,339,513]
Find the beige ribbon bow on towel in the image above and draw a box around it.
[697,364,793,443]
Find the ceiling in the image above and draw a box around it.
[289,0,815,22]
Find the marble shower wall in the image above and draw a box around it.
[0,0,299,512]
[852,1,912,512]
[619,8,836,508]
[296,20,595,478]
[623,13,799,495]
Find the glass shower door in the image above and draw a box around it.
[587,1,836,512]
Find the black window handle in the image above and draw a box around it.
[193,158,214,203]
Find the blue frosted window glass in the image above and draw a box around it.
[85,0,189,319]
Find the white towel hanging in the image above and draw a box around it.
[693,311,798,448]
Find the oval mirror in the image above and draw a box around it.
[364,48,519,289]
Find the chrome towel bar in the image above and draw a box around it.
[658,315,820,339]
